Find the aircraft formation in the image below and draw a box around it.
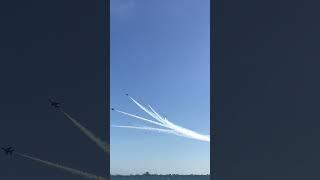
[2,98,61,157]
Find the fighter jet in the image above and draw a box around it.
[2,147,14,155]
[48,97,61,109]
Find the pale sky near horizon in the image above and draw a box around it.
[110,0,210,175]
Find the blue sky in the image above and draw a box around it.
[110,0,210,175]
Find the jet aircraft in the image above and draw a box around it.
[2,147,14,155]
[48,98,61,109]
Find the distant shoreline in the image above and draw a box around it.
[110,174,210,176]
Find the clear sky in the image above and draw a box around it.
[110,0,210,175]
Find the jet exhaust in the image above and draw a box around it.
[112,95,210,142]
[16,152,107,180]
[113,109,168,128]
[60,110,109,154]
[111,125,187,137]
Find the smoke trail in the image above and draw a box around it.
[16,153,106,180]
[161,118,210,142]
[111,125,186,137]
[60,110,109,154]
[127,96,160,120]
[115,109,209,142]
[146,112,210,142]
[130,96,210,142]
[113,109,167,128]
[147,105,167,124]
[113,95,210,142]
[147,107,210,142]
[112,125,192,139]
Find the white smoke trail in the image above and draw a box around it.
[127,96,161,120]
[112,125,193,139]
[114,110,210,142]
[160,117,210,142]
[113,95,210,142]
[16,153,106,180]
[147,105,167,124]
[113,109,168,128]
[60,110,109,154]
[111,125,187,137]
[144,106,210,142]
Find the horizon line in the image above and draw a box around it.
[110,174,210,176]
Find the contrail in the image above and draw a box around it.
[113,95,210,142]
[111,125,186,137]
[147,105,167,124]
[114,110,209,142]
[60,109,109,154]
[146,107,210,142]
[130,96,210,142]
[113,109,168,128]
[127,96,161,120]
[112,125,192,139]
[16,152,106,180]
[160,117,210,142]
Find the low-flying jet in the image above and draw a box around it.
[48,98,61,109]
[2,147,14,155]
